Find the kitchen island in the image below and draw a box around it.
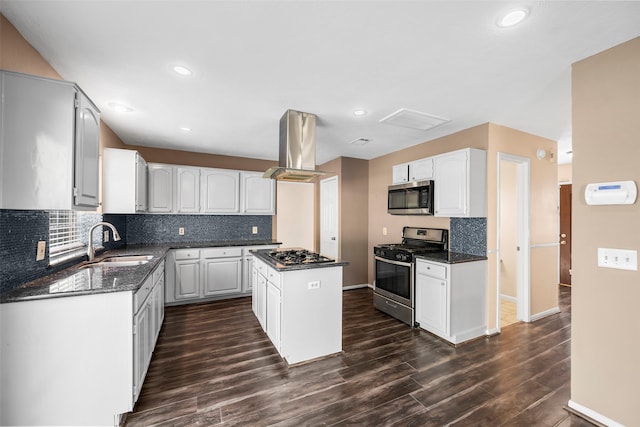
[251,248,348,365]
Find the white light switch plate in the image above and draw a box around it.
[598,248,638,271]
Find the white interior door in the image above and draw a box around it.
[320,176,339,259]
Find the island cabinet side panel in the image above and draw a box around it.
[281,267,343,365]
[0,292,134,426]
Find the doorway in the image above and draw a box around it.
[320,176,339,259]
[497,153,531,331]
[559,184,572,286]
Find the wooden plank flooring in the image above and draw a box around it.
[125,286,595,426]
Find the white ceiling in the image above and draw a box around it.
[2,1,639,166]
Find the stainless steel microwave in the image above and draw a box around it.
[388,180,434,215]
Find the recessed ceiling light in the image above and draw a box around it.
[179,126,192,132]
[173,65,192,76]
[352,109,367,117]
[497,8,529,28]
[107,102,133,113]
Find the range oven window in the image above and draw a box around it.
[375,258,411,300]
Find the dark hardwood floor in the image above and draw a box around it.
[125,286,594,426]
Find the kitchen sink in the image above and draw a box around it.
[80,255,154,268]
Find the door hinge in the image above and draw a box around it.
[73,187,78,197]
[133,323,137,335]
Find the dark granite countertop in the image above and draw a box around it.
[252,249,349,272]
[415,251,488,264]
[1,240,281,304]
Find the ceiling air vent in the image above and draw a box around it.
[379,108,450,131]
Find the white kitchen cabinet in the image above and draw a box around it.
[241,171,276,214]
[252,254,343,365]
[202,248,242,296]
[433,148,486,217]
[415,258,487,345]
[266,281,282,351]
[243,246,278,293]
[173,252,201,301]
[103,148,147,213]
[392,163,410,184]
[175,166,200,213]
[133,259,165,402]
[409,157,434,181]
[147,163,174,213]
[0,70,99,210]
[201,168,240,213]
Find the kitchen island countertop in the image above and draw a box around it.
[251,248,349,272]
[1,240,281,303]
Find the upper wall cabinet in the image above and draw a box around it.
[0,70,100,210]
[392,157,434,184]
[433,148,486,217]
[103,148,147,213]
[241,171,275,214]
[202,168,240,213]
[148,163,174,213]
[147,163,275,215]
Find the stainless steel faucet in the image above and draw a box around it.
[87,221,122,261]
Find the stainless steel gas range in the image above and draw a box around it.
[373,227,448,326]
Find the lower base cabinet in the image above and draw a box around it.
[166,245,278,305]
[415,259,487,345]
[0,259,165,426]
[133,260,165,402]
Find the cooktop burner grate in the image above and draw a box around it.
[268,249,335,265]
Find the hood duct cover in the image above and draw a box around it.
[263,110,329,182]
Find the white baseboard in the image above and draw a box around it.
[529,306,560,322]
[500,294,517,303]
[568,400,624,427]
[485,327,500,336]
[342,284,371,291]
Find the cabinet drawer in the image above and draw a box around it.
[153,260,165,284]
[134,276,154,313]
[254,258,267,277]
[267,267,281,288]
[416,260,447,279]
[202,247,242,259]
[174,249,199,260]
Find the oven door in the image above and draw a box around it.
[374,256,413,308]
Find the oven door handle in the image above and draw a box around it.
[375,256,412,268]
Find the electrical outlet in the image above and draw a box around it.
[36,241,46,261]
[179,227,185,236]
[383,227,388,236]
[598,248,638,271]
[252,226,258,234]
[103,230,109,242]
[308,280,321,290]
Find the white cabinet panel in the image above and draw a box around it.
[147,163,173,213]
[241,171,276,214]
[392,163,409,184]
[103,148,147,213]
[266,281,282,351]
[203,258,242,296]
[174,260,200,300]
[409,157,434,181]
[433,148,486,217]
[415,258,487,345]
[0,71,99,210]
[201,168,240,213]
[175,167,200,213]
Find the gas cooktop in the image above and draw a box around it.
[268,249,335,266]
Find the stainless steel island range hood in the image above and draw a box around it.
[263,110,329,182]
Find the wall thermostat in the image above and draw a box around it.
[584,181,637,205]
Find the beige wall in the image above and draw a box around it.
[558,163,572,183]
[571,37,640,426]
[276,182,315,249]
[317,157,369,286]
[367,124,489,282]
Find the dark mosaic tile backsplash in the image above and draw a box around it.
[449,217,487,256]
[1,210,272,293]
[121,214,272,244]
